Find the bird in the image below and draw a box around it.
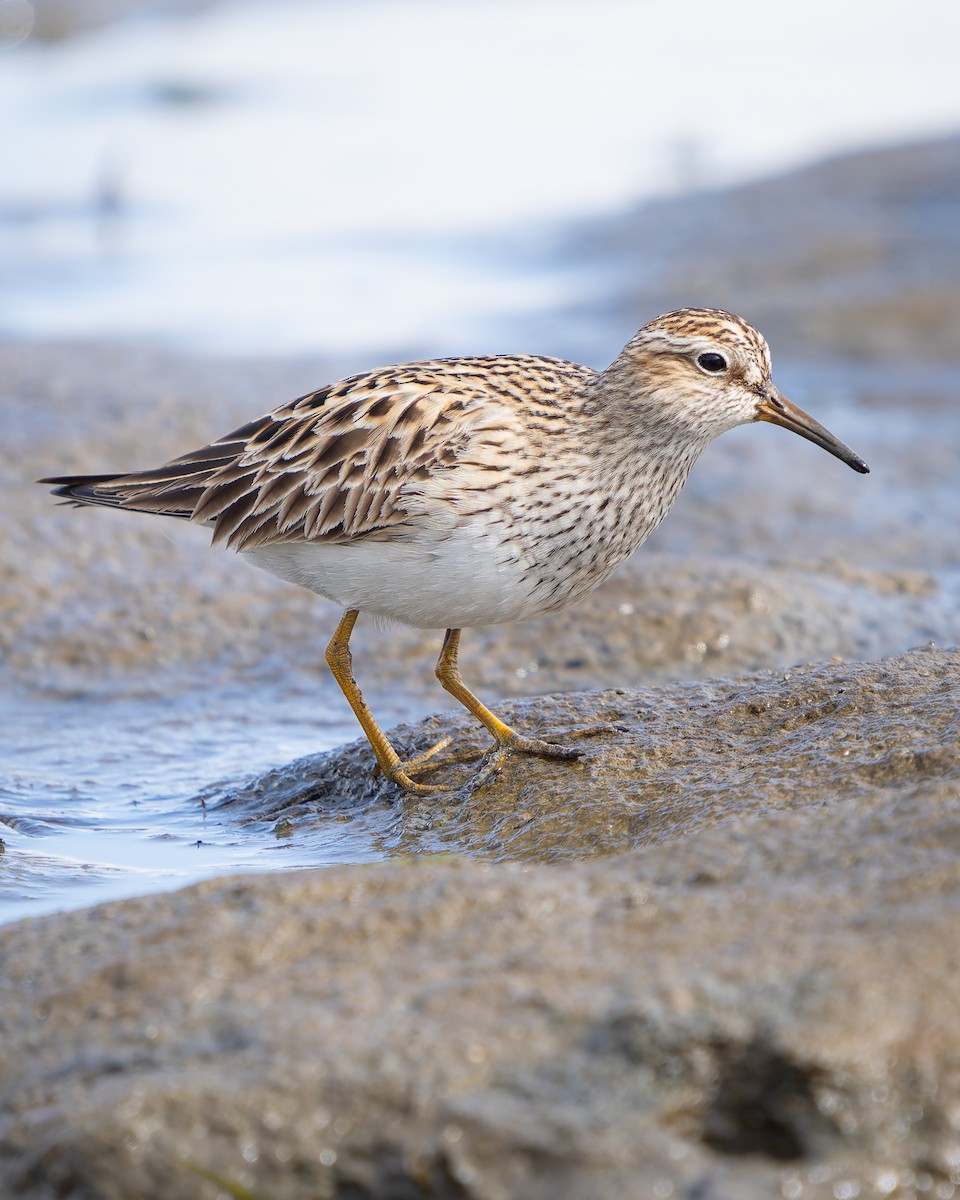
[41,307,869,794]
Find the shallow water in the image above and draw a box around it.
[0,682,404,924]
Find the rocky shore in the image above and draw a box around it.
[2,648,959,1197]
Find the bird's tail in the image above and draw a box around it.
[41,473,139,507]
[38,428,255,521]
[39,465,212,521]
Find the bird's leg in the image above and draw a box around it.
[435,628,581,763]
[325,610,447,796]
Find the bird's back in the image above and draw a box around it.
[43,353,597,551]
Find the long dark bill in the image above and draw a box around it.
[757,390,869,474]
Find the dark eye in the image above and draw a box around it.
[697,352,728,374]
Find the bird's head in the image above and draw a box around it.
[610,307,869,474]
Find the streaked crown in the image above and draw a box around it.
[639,307,772,385]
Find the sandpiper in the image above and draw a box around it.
[41,308,868,793]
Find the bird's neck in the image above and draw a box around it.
[582,359,714,466]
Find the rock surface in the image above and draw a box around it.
[2,647,959,1199]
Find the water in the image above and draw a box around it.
[0,682,396,923]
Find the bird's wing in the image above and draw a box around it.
[42,357,585,552]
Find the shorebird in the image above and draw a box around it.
[41,308,868,793]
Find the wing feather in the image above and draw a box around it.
[40,354,593,550]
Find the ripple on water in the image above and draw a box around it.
[0,682,394,926]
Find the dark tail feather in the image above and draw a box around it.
[39,435,248,519]
[38,474,131,507]
[37,473,199,519]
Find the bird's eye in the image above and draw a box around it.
[696,352,728,374]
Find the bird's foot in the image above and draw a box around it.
[566,721,630,739]
[375,725,625,796]
[465,734,580,792]
[373,736,478,795]
[468,723,627,789]
[398,735,454,777]
[500,720,629,758]
[377,761,449,796]
[500,731,583,761]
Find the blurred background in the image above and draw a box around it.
[2,0,959,921]
[3,0,960,361]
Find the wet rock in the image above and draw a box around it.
[1,646,958,1198]
[220,645,960,863]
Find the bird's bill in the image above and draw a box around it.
[756,390,869,474]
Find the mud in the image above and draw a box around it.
[1,650,959,1199]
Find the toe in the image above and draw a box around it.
[503,733,583,761]
[385,766,449,796]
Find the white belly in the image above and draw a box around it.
[243,524,544,629]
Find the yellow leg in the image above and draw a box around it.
[325,610,445,796]
[435,628,581,761]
